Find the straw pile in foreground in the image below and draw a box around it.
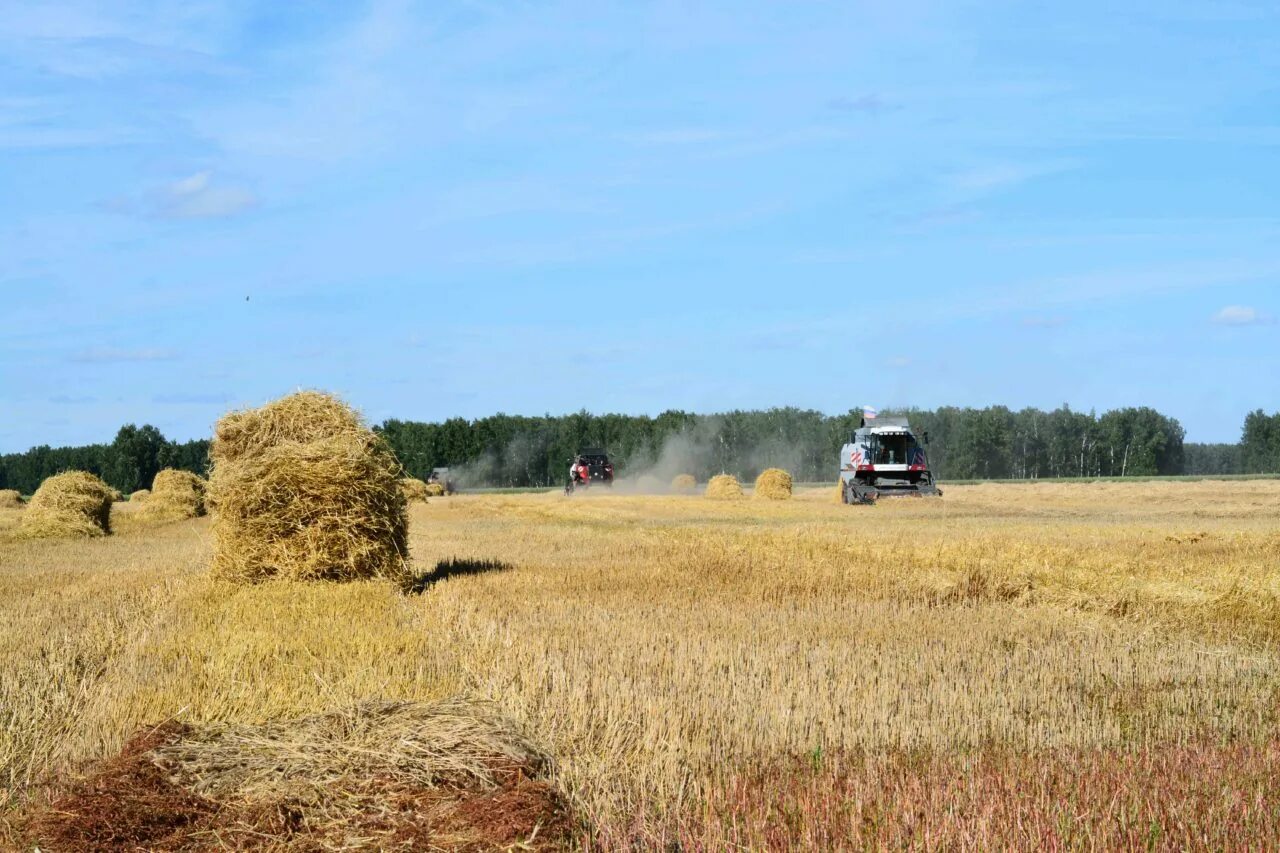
[18,471,113,538]
[138,469,207,522]
[26,698,574,852]
[400,477,430,502]
[129,488,150,503]
[671,474,697,494]
[754,468,793,500]
[0,489,22,509]
[208,391,410,585]
[705,474,744,500]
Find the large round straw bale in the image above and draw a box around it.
[400,477,430,502]
[138,469,207,522]
[19,471,113,538]
[129,488,151,503]
[670,474,697,494]
[0,489,23,509]
[754,468,793,500]
[208,391,410,585]
[704,473,744,500]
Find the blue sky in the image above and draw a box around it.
[2,0,1278,451]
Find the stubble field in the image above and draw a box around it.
[2,480,1278,849]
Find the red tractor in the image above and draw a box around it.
[565,449,614,494]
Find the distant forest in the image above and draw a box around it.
[2,406,1278,494]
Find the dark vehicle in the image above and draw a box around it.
[427,467,456,495]
[566,449,614,493]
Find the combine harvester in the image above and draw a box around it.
[839,413,942,504]
[565,448,614,494]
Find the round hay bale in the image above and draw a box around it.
[754,468,793,500]
[0,489,23,509]
[400,477,430,502]
[424,481,446,498]
[635,474,663,494]
[109,488,125,503]
[208,391,410,585]
[19,471,113,538]
[670,474,697,494]
[704,473,743,500]
[138,469,207,522]
[129,488,151,503]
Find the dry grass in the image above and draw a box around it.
[704,473,743,499]
[138,469,206,523]
[3,479,1280,847]
[18,471,113,539]
[753,467,792,500]
[208,391,410,585]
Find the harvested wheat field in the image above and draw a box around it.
[3,480,1280,849]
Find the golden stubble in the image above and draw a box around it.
[1,479,1277,829]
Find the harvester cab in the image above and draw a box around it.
[839,418,941,504]
[566,449,614,494]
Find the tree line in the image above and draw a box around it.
[0,426,209,496]
[2,406,1277,495]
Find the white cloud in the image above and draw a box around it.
[1021,315,1067,329]
[160,170,256,219]
[71,347,178,363]
[1212,305,1273,326]
[945,161,1077,195]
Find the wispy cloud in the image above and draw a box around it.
[159,170,256,219]
[71,347,178,363]
[152,392,233,404]
[945,161,1077,195]
[826,93,899,116]
[1212,305,1274,326]
[626,128,732,145]
[1021,315,1068,329]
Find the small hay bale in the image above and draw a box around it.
[109,488,125,502]
[0,489,23,509]
[130,488,151,503]
[705,473,744,500]
[400,477,430,502]
[754,468,793,500]
[670,474,697,494]
[208,391,410,585]
[424,482,446,497]
[19,471,113,538]
[138,469,207,522]
[635,474,663,494]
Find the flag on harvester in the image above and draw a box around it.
[862,406,878,420]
